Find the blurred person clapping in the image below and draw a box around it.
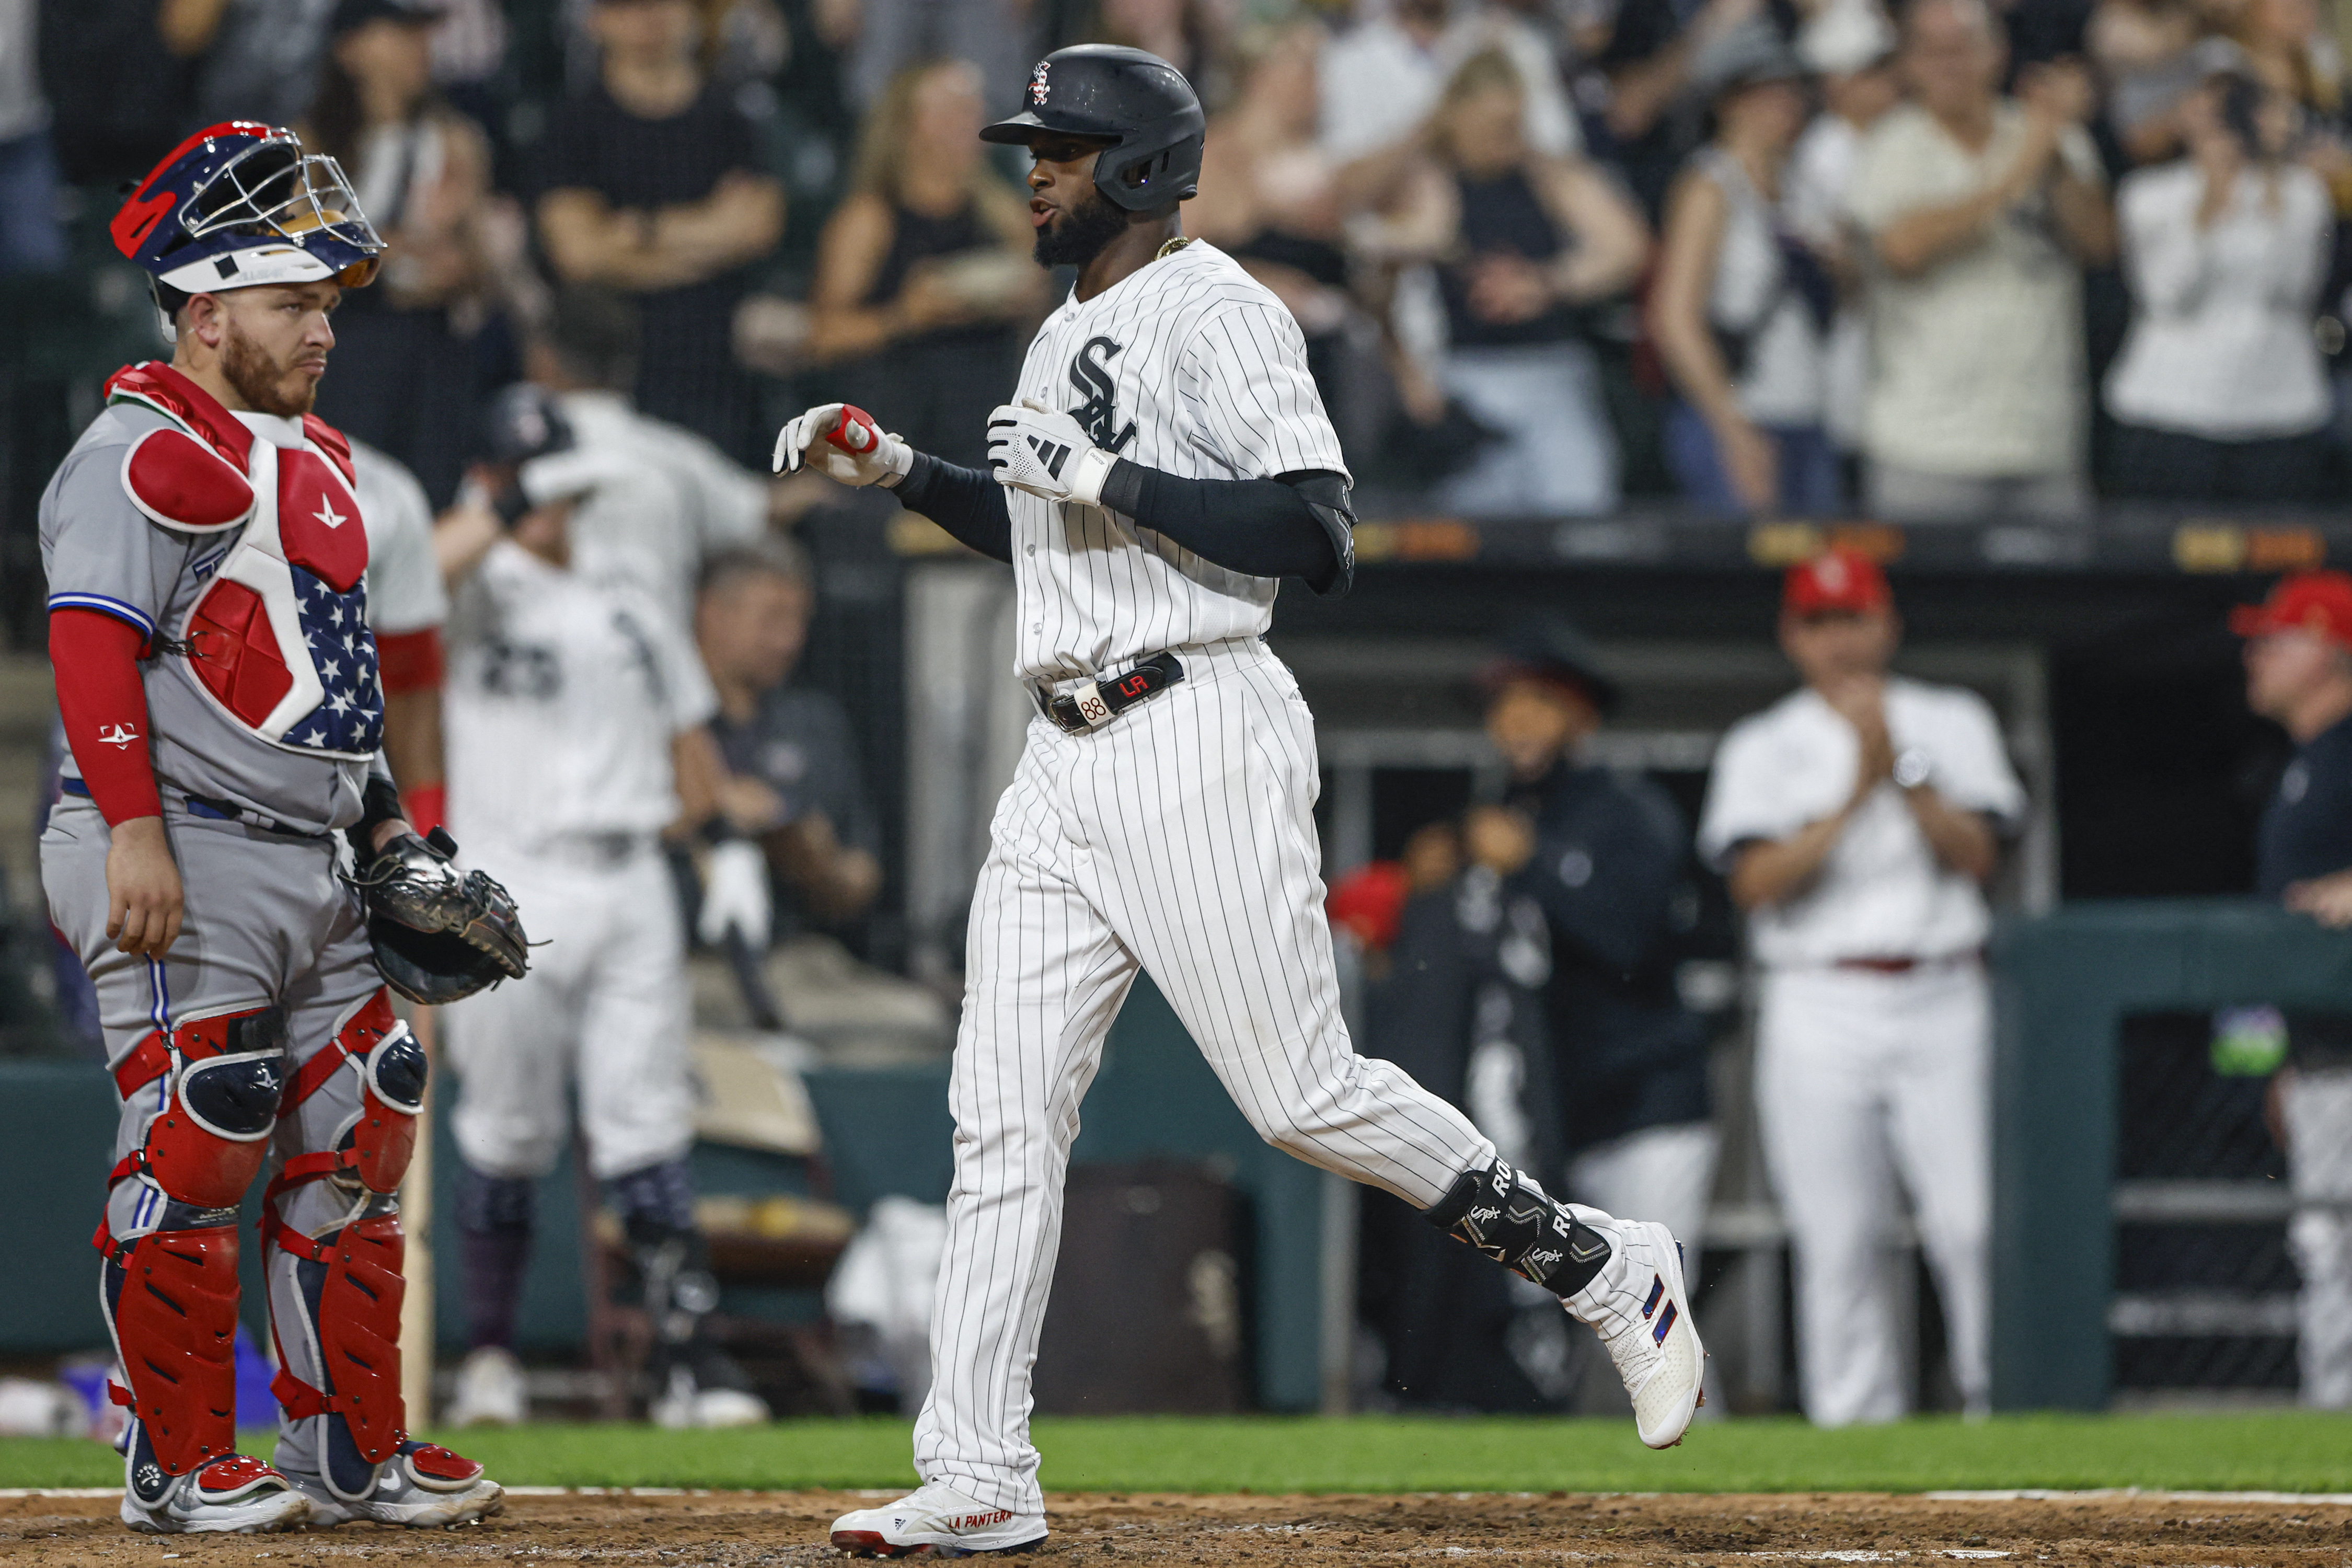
[1846,0,2115,521]
[2103,73,2333,500]
[1380,48,1650,515]
[1650,23,1841,517]
[806,57,1045,468]
[1190,22,1354,339]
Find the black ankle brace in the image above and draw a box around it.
[1425,1159,1612,1299]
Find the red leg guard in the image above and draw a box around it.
[315,1211,407,1465]
[108,1226,241,1476]
[276,989,423,1196]
[115,1009,286,1209]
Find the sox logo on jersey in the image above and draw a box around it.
[1068,338,1137,453]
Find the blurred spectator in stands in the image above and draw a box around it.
[1785,0,1902,460]
[835,0,1036,116]
[1096,0,1229,100]
[180,0,341,128]
[525,285,767,629]
[1847,0,2114,522]
[1479,616,1717,1253]
[0,0,64,273]
[37,0,192,187]
[2232,571,2352,1407]
[422,0,507,137]
[1583,0,1779,216]
[1321,0,1584,211]
[2104,73,2332,501]
[2089,0,2238,165]
[1381,48,1648,515]
[1650,22,1838,517]
[1699,548,2025,1426]
[696,541,884,935]
[2228,0,2347,126]
[538,0,786,462]
[306,0,510,508]
[806,57,1041,467]
[1191,21,1364,426]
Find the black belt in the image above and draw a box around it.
[60,777,322,838]
[1039,652,1186,735]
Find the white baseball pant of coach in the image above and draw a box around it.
[912,637,1498,1515]
[1755,962,1991,1427]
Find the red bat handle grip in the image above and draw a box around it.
[826,405,881,454]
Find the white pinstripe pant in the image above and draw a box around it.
[913,639,1493,1513]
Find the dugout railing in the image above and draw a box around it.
[1993,899,2343,1409]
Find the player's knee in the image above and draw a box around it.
[132,1007,289,1210]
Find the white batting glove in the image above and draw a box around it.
[986,399,1119,507]
[697,838,773,951]
[771,402,913,487]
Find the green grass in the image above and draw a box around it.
[6,1412,2352,1494]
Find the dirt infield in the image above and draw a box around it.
[6,1488,2352,1565]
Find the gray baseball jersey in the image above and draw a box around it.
[40,396,382,835]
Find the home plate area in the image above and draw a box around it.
[7,1490,2352,1565]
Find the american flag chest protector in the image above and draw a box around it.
[113,378,383,759]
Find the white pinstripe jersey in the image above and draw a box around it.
[1006,239,1349,683]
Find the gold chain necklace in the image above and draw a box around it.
[1155,235,1194,261]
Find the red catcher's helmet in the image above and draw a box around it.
[112,122,384,304]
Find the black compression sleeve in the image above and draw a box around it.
[894,452,1013,563]
[1097,460,1346,591]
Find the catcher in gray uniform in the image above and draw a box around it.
[39,122,524,1537]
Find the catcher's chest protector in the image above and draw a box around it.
[108,363,384,758]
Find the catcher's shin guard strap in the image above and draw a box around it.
[105,1224,241,1475]
[1427,1159,1611,1299]
[270,1209,407,1471]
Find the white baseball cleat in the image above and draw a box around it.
[1563,1213,1706,1448]
[283,1440,505,1528]
[445,1344,528,1427]
[120,1454,310,1535]
[830,1480,1047,1557]
[649,1370,770,1431]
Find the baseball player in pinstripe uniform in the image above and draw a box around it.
[775,46,1706,1558]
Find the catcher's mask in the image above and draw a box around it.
[112,121,384,339]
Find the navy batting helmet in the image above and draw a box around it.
[982,44,1205,214]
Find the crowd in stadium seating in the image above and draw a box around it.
[5,0,2349,516]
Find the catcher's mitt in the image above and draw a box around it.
[353,827,529,1005]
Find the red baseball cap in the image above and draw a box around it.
[2231,571,2352,650]
[1784,547,1892,617]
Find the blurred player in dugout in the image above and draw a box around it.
[2234,569,2352,1408]
[432,385,779,1431]
[1699,549,2025,1425]
[1366,617,1716,1410]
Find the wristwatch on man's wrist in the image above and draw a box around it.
[1893,747,1933,791]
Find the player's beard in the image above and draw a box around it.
[1034,186,1130,269]
[220,317,321,419]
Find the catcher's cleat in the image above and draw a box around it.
[1562,1212,1707,1449]
[831,1482,1047,1557]
[119,1452,309,1535]
[282,1439,504,1528]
